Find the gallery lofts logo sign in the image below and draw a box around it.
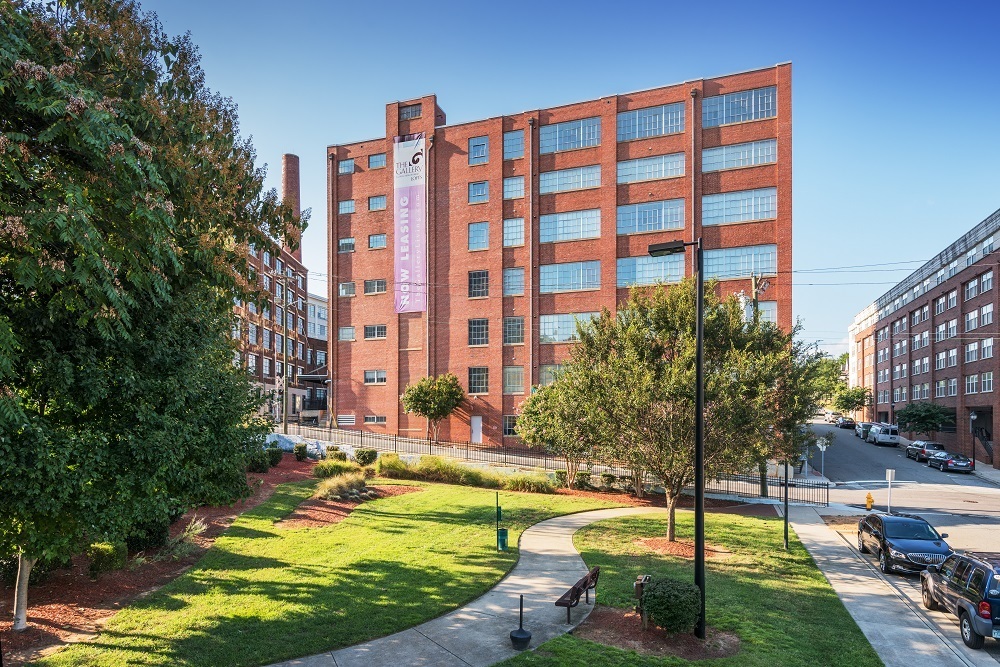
[395,148,423,177]
[393,133,427,313]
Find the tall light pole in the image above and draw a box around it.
[649,237,705,640]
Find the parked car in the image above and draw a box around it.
[905,441,946,461]
[921,551,1000,649]
[826,411,843,423]
[836,417,856,429]
[867,423,900,446]
[926,451,976,473]
[855,422,874,439]
[858,512,951,575]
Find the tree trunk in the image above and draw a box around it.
[666,493,679,541]
[13,554,37,631]
[632,468,645,498]
[564,456,579,488]
[758,459,769,498]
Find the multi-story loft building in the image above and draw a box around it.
[848,207,1000,470]
[327,64,793,446]
[301,292,330,422]
[234,154,310,422]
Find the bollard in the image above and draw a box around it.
[634,575,651,629]
[865,492,874,511]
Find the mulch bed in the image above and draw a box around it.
[0,454,316,666]
[556,487,779,517]
[635,537,733,560]
[573,605,741,660]
[275,485,422,529]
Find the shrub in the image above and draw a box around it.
[266,447,283,467]
[0,553,72,586]
[375,453,415,479]
[247,448,271,474]
[313,459,361,479]
[600,473,617,489]
[314,472,367,500]
[574,471,592,490]
[642,577,702,633]
[502,474,555,494]
[88,541,127,578]
[154,516,207,562]
[293,443,308,462]
[554,470,568,487]
[355,448,378,466]
[126,519,170,552]
[326,447,348,461]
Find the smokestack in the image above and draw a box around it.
[281,153,302,261]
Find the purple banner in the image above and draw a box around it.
[394,134,427,313]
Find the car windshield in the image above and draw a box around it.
[884,520,940,540]
[928,444,944,450]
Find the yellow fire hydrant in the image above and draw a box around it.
[865,492,874,511]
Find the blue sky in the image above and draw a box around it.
[142,0,1000,356]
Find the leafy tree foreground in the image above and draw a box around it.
[0,0,304,629]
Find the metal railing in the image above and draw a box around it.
[276,424,829,506]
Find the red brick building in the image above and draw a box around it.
[328,64,793,446]
[849,207,1000,469]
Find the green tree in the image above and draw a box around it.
[896,402,955,438]
[0,0,303,630]
[834,386,873,415]
[814,353,848,405]
[400,373,465,441]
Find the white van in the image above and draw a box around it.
[867,423,900,446]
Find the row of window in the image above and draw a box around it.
[877,339,995,383]
[233,320,304,347]
[234,299,304,331]
[354,365,536,396]
[238,354,303,379]
[338,235,387,253]
[877,373,996,403]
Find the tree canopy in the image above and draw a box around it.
[1,0,305,629]
[834,386,872,414]
[896,402,955,438]
[400,373,465,440]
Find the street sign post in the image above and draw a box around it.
[815,436,830,480]
[886,469,896,513]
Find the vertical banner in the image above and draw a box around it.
[393,133,427,313]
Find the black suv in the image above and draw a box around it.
[921,552,1000,649]
[857,512,951,574]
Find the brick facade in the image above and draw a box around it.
[328,65,793,446]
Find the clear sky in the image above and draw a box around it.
[141,0,1000,356]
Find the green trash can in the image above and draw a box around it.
[497,528,509,551]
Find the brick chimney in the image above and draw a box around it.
[281,153,302,261]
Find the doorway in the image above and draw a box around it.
[471,416,482,444]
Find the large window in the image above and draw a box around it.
[702,187,777,225]
[503,316,524,345]
[540,261,600,293]
[539,165,601,194]
[368,153,386,169]
[503,268,525,296]
[338,159,354,175]
[369,195,387,211]
[468,222,489,250]
[503,366,525,394]
[468,181,489,203]
[338,326,355,341]
[364,324,387,340]
[702,86,777,127]
[469,136,488,165]
[338,281,355,297]
[503,176,525,199]
[503,130,524,159]
[503,218,525,247]
[617,153,685,183]
[616,199,684,235]
[704,245,777,279]
[540,313,599,343]
[469,270,490,298]
[617,102,684,141]
[540,364,562,385]
[539,117,601,154]
[539,209,600,243]
[399,103,421,120]
[368,234,387,249]
[468,319,489,346]
[617,255,684,287]
[363,370,387,385]
[469,367,489,394]
[338,200,355,214]
[364,279,387,295]
[702,139,777,172]
[502,415,518,436]
[338,237,355,253]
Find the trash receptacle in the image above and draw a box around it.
[497,528,509,551]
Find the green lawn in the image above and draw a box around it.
[39,480,622,667]
[499,512,883,667]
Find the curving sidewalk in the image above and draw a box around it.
[269,506,666,667]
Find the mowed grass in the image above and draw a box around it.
[500,512,883,667]
[39,480,623,667]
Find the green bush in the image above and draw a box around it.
[600,473,617,489]
[266,447,283,467]
[355,448,378,466]
[642,576,702,633]
[326,448,348,461]
[554,470,568,487]
[314,472,367,500]
[574,471,592,490]
[313,459,361,479]
[293,443,308,462]
[375,453,415,479]
[247,448,271,474]
[88,541,128,578]
[502,474,555,494]
[126,519,170,552]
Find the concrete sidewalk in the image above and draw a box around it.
[269,506,666,667]
[786,505,997,667]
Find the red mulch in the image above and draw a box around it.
[0,453,316,666]
[275,485,422,529]
[574,605,741,660]
[555,487,779,516]
[635,538,733,560]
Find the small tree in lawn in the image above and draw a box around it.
[400,373,465,441]
[896,402,955,438]
[834,386,872,416]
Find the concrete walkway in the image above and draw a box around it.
[268,506,666,667]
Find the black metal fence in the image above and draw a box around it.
[276,424,829,506]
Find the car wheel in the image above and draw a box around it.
[878,549,891,574]
[858,532,869,554]
[960,611,986,649]
[921,582,938,610]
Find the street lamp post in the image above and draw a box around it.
[649,238,705,640]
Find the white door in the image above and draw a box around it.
[471,416,483,444]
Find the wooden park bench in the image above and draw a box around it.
[554,565,600,623]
